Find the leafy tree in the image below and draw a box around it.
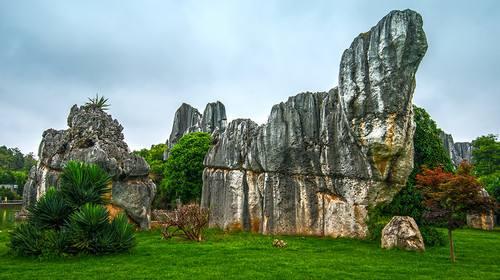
[0,146,37,195]
[0,187,21,200]
[472,134,500,201]
[162,132,212,205]
[416,162,493,262]
[133,143,167,184]
[472,134,500,176]
[134,143,168,208]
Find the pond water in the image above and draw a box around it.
[0,205,21,230]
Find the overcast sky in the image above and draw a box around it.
[1,1,499,155]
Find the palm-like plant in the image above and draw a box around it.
[9,223,44,256]
[10,161,136,257]
[85,94,110,111]
[67,203,110,254]
[107,213,136,252]
[60,161,112,210]
[28,187,72,230]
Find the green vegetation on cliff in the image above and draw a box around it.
[372,106,454,245]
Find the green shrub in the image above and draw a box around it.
[28,187,72,230]
[40,229,72,257]
[67,203,111,254]
[419,226,446,247]
[9,223,44,256]
[366,205,391,241]
[106,213,136,252]
[67,204,135,254]
[10,161,135,257]
[60,161,111,209]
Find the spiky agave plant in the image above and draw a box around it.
[85,94,110,111]
[60,161,112,210]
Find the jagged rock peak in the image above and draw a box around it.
[168,103,203,147]
[202,9,427,238]
[201,101,227,133]
[167,101,227,149]
[23,103,156,229]
[439,131,472,166]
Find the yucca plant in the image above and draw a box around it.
[85,94,110,111]
[60,161,112,210]
[28,187,72,230]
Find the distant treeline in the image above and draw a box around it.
[0,146,37,196]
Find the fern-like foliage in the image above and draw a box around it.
[85,94,110,111]
[60,161,112,210]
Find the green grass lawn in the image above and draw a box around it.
[0,228,498,279]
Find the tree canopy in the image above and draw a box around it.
[416,161,493,262]
[471,134,500,202]
[162,132,212,205]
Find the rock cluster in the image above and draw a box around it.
[167,101,226,150]
[201,10,428,238]
[466,188,495,230]
[381,216,425,251]
[23,104,156,229]
[439,131,472,166]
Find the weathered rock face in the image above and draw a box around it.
[381,216,425,251]
[166,101,227,152]
[202,10,427,238]
[167,103,203,148]
[466,188,495,230]
[454,142,472,164]
[23,105,156,229]
[439,131,472,166]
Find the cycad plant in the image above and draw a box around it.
[60,161,111,210]
[66,204,135,254]
[9,161,136,257]
[28,187,72,230]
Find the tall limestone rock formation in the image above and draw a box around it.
[166,101,227,151]
[23,104,156,229]
[439,131,472,166]
[201,9,428,238]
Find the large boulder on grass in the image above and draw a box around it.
[381,216,425,251]
[22,103,156,229]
